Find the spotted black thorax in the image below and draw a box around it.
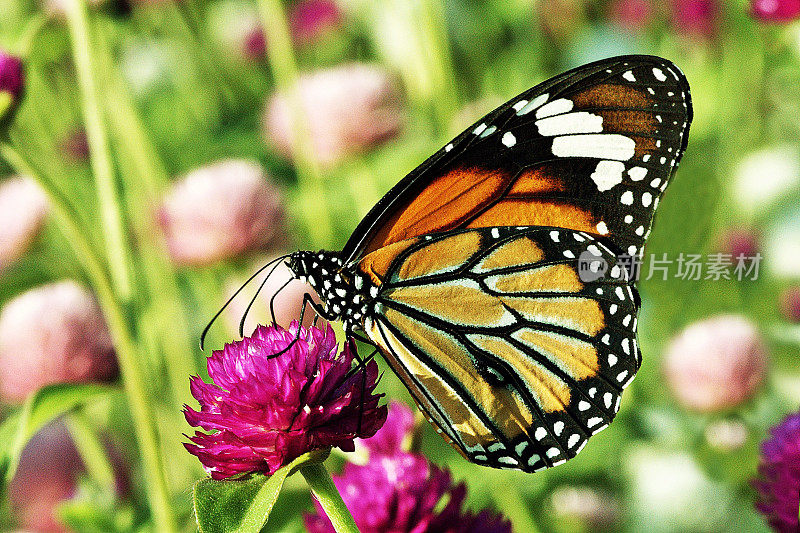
[287,251,380,333]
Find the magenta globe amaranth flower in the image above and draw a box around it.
[306,401,511,533]
[304,454,511,533]
[184,323,387,479]
[754,412,800,532]
[0,49,24,125]
[751,0,800,21]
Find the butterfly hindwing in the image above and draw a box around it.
[342,55,692,266]
[361,226,640,471]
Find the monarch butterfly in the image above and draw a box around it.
[213,55,692,472]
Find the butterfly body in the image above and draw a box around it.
[284,55,692,472]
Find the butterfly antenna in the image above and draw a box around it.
[200,254,290,350]
[239,259,288,337]
[268,277,293,327]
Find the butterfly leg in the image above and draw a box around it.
[346,340,379,437]
[266,293,337,359]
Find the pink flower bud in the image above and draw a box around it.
[609,0,655,32]
[158,159,284,266]
[671,0,720,38]
[0,49,24,123]
[290,0,342,45]
[664,315,767,412]
[0,281,117,403]
[718,227,760,259]
[0,176,49,271]
[751,0,800,22]
[264,64,403,168]
[8,422,82,533]
[780,286,800,322]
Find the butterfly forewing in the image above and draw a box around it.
[342,55,692,266]
[361,226,639,471]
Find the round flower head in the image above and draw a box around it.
[184,323,387,479]
[158,159,284,266]
[290,0,342,45]
[0,176,49,270]
[751,0,800,22]
[663,314,767,412]
[304,454,511,533]
[0,280,117,403]
[306,401,511,533]
[0,49,23,125]
[780,287,800,322]
[754,412,800,532]
[264,64,403,168]
[671,0,720,39]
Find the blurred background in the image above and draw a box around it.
[1,0,800,531]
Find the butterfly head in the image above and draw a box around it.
[288,250,377,328]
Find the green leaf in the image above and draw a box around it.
[193,450,328,533]
[0,383,117,485]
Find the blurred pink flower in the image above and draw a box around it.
[780,286,800,322]
[357,400,415,456]
[609,0,655,32]
[8,422,82,533]
[663,314,767,412]
[0,48,24,123]
[718,227,760,260]
[751,0,800,21]
[753,411,800,532]
[264,64,403,168]
[158,159,284,267]
[244,29,267,60]
[671,0,720,38]
[551,486,620,529]
[0,176,49,270]
[290,0,342,45]
[0,280,117,403]
[705,419,748,451]
[59,129,90,162]
[184,323,386,479]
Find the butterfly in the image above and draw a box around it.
[228,55,692,472]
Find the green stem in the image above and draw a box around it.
[65,410,117,495]
[257,0,333,247]
[65,0,132,301]
[418,0,459,134]
[300,463,359,533]
[0,143,177,533]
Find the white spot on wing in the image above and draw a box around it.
[501,132,516,147]
[536,112,603,136]
[642,192,653,207]
[535,98,573,119]
[623,70,636,82]
[628,167,647,181]
[596,221,609,235]
[552,135,635,160]
[590,160,625,191]
[621,191,634,205]
[512,99,528,111]
[473,123,488,135]
[517,93,549,115]
[653,68,667,81]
